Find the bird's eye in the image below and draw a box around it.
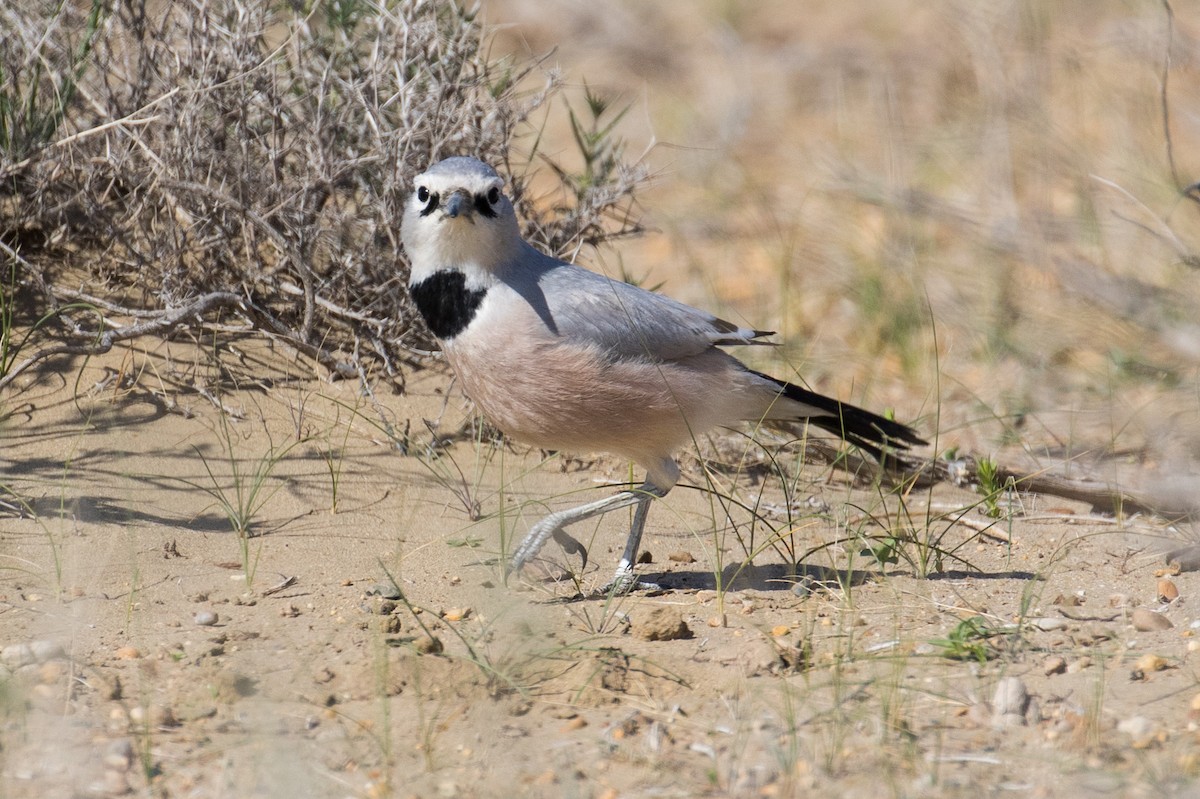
[486,186,501,205]
[416,185,439,216]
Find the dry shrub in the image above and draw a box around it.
[0,0,646,388]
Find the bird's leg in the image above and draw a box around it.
[597,488,664,595]
[508,482,665,578]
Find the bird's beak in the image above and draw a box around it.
[444,190,472,220]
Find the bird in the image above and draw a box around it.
[401,156,926,592]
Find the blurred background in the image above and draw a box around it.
[486,0,1200,486]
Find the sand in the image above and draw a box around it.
[3,340,1198,798]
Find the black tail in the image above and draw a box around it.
[754,370,926,461]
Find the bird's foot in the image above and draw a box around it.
[592,567,663,597]
[507,529,589,582]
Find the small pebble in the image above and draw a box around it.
[1067,656,1092,673]
[0,644,33,669]
[442,607,471,622]
[791,576,816,598]
[108,707,129,731]
[31,640,64,662]
[364,598,397,616]
[1158,579,1180,603]
[364,583,403,600]
[667,551,696,563]
[194,611,219,626]
[129,704,180,729]
[771,625,790,637]
[632,607,692,641]
[414,635,443,655]
[37,660,65,685]
[376,615,402,635]
[1043,656,1067,676]
[1032,617,1068,631]
[1,640,65,668]
[992,676,1029,718]
[115,646,140,661]
[1117,715,1155,739]
[1134,653,1168,673]
[707,614,726,628]
[103,739,134,770]
[1132,607,1173,631]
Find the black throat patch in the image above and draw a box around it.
[410,270,488,340]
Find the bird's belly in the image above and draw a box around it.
[443,334,733,463]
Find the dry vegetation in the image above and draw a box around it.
[5,1,1200,798]
[0,0,645,390]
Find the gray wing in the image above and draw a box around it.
[520,254,773,361]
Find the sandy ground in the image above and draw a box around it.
[3,340,1200,799]
[7,1,1200,797]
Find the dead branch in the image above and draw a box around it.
[921,453,1187,521]
[805,437,1189,523]
[0,291,245,392]
[0,0,648,392]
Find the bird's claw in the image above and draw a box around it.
[551,528,589,572]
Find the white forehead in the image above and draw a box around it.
[415,156,505,192]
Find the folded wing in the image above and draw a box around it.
[534,260,773,361]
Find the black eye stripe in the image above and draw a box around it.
[415,184,500,218]
[474,192,498,218]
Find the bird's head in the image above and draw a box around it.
[401,157,522,282]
